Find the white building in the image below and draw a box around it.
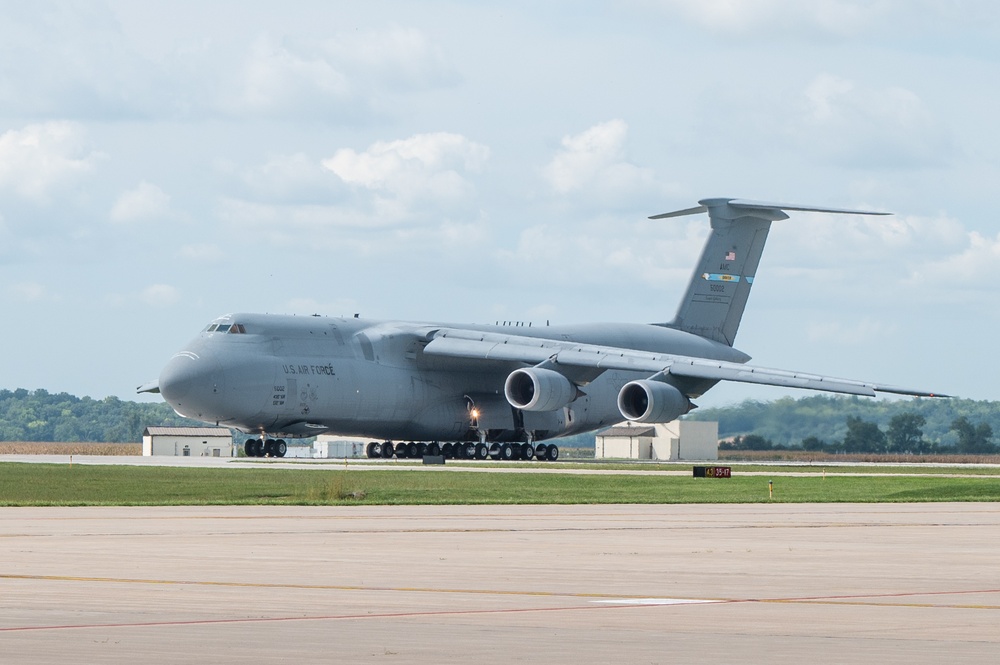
[595,420,718,461]
[142,426,234,457]
[313,435,367,459]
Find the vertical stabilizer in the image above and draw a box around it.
[653,198,889,346]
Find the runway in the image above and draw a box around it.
[1,503,998,664]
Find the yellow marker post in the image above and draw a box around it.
[768,479,773,499]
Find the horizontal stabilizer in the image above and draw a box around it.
[136,380,160,394]
[727,199,890,216]
[649,198,889,220]
[649,205,708,219]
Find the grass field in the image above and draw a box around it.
[0,463,998,506]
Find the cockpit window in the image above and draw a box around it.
[204,322,247,334]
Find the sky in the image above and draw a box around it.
[1,0,998,409]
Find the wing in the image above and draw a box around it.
[422,328,945,398]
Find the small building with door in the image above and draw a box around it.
[142,426,234,457]
[595,420,718,461]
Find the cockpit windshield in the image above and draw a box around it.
[203,322,247,334]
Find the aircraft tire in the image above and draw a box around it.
[381,441,394,459]
[545,444,559,461]
[500,443,515,461]
[426,442,440,456]
[392,442,405,458]
[520,443,534,460]
[275,440,287,458]
[366,442,378,458]
[475,443,488,460]
[406,442,418,458]
[535,443,548,459]
[464,443,477,459]
[264,439,275,457]
[488,443,501,460]
[442,443,454,458]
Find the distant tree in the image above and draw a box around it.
[887,413,926,453]
[801,436,826,451]
[951,417,996,454]
[842,416,887,453]
[729,434,773,451]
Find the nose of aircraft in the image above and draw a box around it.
[159,350,227,418]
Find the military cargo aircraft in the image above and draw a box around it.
[138,198,944,460]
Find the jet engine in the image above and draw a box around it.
[617,380,692,423]
[504,367,577,412]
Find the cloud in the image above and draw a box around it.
[908,229,1000,290]
[7,281,49,302]
[649,0,887,37]
[0,3,164,119]
[217,133,489,248]
[229,35,351,117]
[790,74,952,168]
[178,243,225,262]
[319,26,458,90]
[770,210,966,269]
[754,210,969,308]
[140,284,180,306]
[542,120,664,204]
[498,216,709,291]
[109,181,173,224]
[322,132,489,222]
[219,28,457,119]
[0,122,101,200]
[232,152,346,204]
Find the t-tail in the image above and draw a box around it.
[653,198,890,346]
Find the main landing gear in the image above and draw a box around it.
[244,438,287,458]
[364,441,559,461]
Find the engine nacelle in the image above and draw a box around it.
[617,380,691,423]
[504,367,577,412]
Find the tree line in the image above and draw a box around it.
[723,414,996,454]
[0,388,201,443]
[687,394,1000,450]
[2,387,998,452]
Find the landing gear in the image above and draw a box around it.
[243,438,287,458]
[361,439,559,461]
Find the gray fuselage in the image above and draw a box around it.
[158,312,749,442]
